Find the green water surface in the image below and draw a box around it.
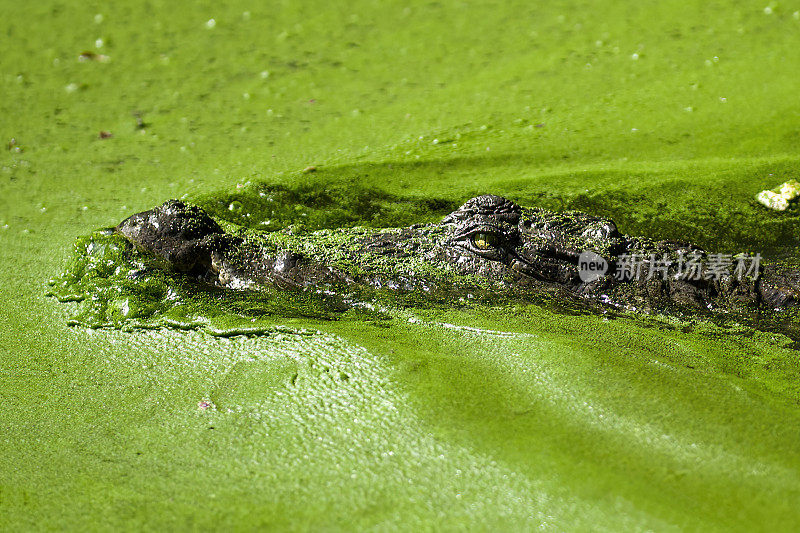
[3,0,800,530]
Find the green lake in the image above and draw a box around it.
[3,0,800,530]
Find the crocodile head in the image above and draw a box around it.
[114,195,626,292]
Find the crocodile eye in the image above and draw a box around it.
[450,225,508,260]
[472,232,499,250]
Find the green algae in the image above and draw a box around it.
[6,0,800,530]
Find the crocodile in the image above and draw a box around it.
[115,194,800,314]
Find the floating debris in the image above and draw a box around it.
[197,400,215,410]
[133,112,147,130]
[7,138,22,153]
[78,51,110,62]
[756,180,800,211]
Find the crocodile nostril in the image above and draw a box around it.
[601,222,620,238]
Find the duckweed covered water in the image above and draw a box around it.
[4,0,800,530]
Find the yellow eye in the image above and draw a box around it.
[472,232,499,250]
